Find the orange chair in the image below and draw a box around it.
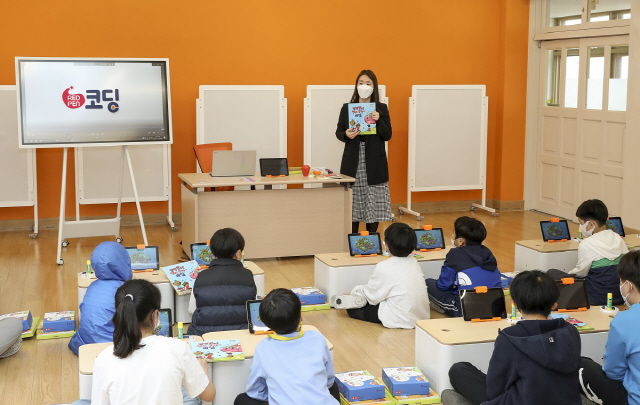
[194,142,233,191]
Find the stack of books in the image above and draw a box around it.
[382,367,441,404]
[37,311,76,340]
[291,287,331,312]
[0,310,39,338]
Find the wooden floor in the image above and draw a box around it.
[0,209,572,404]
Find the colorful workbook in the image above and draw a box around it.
[392,388,442,405]
[339,388,395,405]
[548,313,594,331]
[162,260,201,296]
[0,310,33,331]
[22,317,40,338]
[348,103,377,135]
[291,287,326,305]
[190,339,245,362]
[43,311,75,332]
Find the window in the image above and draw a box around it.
[586,47,605,110]
[608,46,629,111]
[546,0,631,27]
[546,50,561,106]
[565,49,580,108]
[547,0,583,27]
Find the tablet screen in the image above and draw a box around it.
[260,158,288,176]
[348,233,382,256]
[540,220,571,241]
[414,228,445,250]
[606,217,625,237]
[154,308,172,337]
[556,280,590,311]
[125,246,160,270]
[459,288,507,321]
[247,301,271,334]
[191,243,215,266]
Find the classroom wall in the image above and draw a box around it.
[0,0,530,221]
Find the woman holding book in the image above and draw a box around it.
[335,69,393,234]
[85,279,215,405]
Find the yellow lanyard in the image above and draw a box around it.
[268,330,305,341]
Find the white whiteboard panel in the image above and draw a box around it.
[303,85,387,172]
[197,86,287,161]
[76,144,170,203]
[409,85,488,191]
[0,85,36,207]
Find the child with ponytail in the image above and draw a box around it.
[90,279,216,405]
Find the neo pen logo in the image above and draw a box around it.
[62,86,120,113]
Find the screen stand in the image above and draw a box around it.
[56,146,148,265]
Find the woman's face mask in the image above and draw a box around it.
[357,84,374,99]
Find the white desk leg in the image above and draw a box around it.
[314,258,376,302]
[514,245,579,272]
[175,293,192,324]
[254,274,265,298]
[419,260,444,280]
[581,332,608,365]
[79,373,93,399]
[415,327,495,394]
[156,282,175,315]
[210,358,254,405]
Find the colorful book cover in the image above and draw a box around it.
[190,339,245,362]
[291,287,326,305]
[348,103,377,135]
[22,316,40,338]
[382,367,430,397]
[0,310,33,331]
[336,370,386,402]
[549,313,594,331]
[393,388,441,405]
[43,311,75,332]
[300,302,331,312]
[162,260,202,296]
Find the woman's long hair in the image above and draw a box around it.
[112,279,161,359]
[350,69,380,103]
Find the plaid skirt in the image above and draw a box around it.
[352,142,392,223]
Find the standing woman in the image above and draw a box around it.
[336,70,393,234]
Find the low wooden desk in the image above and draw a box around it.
[315,249,449,299]
[179,173,354,259]
[78,336,203,400]
[415,307,617,394]
[514,235,640,272]
[174,261,266,324]
[77,271,174,320]
[201,325,333,405]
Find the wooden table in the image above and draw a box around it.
[514,235,640,272]
[78,336,204,400]
[201,325,333,405]
[179,173,354,259]
[414,307,617,394]
[315,249,449,299]
[78,262,265,324]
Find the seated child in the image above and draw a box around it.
[234,288,339,405]
[425,216,501,317]
[89,279,215,405]
[69,241,132,355]
[447,270,582,405]
[579,250,640,405]
[188,228,257,335]
[331,222,431,328]
[547,199,628,305]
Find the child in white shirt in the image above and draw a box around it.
[331,222,431,328]
[90,279,216,405]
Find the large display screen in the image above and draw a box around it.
[16,58,172,148]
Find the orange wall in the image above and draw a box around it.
[0,0,529,220]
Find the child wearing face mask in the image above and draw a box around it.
[425,216,501,317]
[547,199,628,305]
[335,69,393,235]
[578,250,640,405]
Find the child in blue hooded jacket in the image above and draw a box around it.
[425,216,501,317]
[69,242,133,355]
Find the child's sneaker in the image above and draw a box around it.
[331,295,367,309]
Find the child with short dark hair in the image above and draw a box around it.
[331,222,431,328]
[425,216,501,317]
[188,228,257,335]
[234,288,340,405]
[547,199,628,305]
[446,270,582,405]
[579,250,640,405]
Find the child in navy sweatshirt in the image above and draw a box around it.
[425,216,501,317]
[446,270,582,405]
